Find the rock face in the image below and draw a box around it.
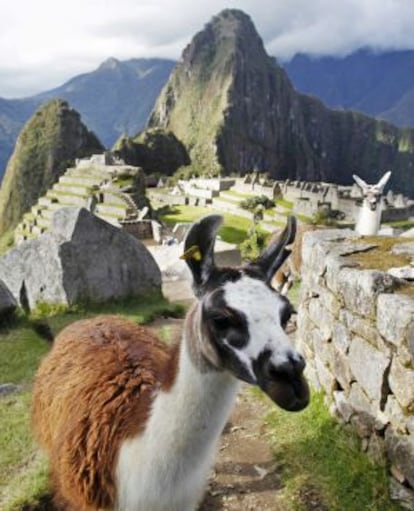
[0,99,103,235]
[112,127,190,175]
[0,279,16,319]
[0,208,161,310]
[149,9,414,196]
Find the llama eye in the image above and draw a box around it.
[279,303,294,328]
[211,315,233,330]
[210,310,240,330]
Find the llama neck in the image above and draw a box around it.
[356,202,382,235]
[150,303,240,450]
[116,303,240,511]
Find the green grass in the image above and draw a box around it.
[383,220,414,230]
[0,295,185,510]
[275,198,294,209]
[160,205,253,244]
[264,392,400,511]
[0,392,49,511]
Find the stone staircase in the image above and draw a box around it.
[15,165,142,244]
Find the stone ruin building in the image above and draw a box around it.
[14,153,161,245]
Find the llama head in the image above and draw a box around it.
[182,215,309,412]
[353,171,392,211]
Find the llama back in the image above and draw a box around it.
[32,315,170,510]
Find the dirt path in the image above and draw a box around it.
[200,387,285,511]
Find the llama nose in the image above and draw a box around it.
[267,351,306,380]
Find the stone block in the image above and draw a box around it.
[340,309,385,349]
[385,428,414,488]
[337,269,395,319]
[319,287,342,316]
[308,298,334,341]
[333,390,354,422]
[348,335,390,404]
[384,396,408,434]
[377,293,414,349]
[315,358,337,395]
[348,382,374,416]
[389,478,414,511]
[311,328,334,368]
[389,358,414,410]
[0,208,161,310]
[332,320,351,354]
[332,347,353,392]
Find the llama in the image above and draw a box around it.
[353,171,392,235]
[32,214,309,511]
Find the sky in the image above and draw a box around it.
[1,0,414,98]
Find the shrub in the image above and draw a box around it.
[240,195,274,211]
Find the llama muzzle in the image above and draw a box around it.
[254,350,310,412]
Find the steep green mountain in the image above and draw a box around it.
[283,49,414,128]
[113,128,190,175]
[149,9,414,196]
[0,99,103,234]
[0,58,175,179]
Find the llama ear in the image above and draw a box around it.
[250,216,297,285]
[376,171,392,191]
[181,215,223,294]
[353,174,368,190]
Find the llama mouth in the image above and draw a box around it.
[262,374,310,412]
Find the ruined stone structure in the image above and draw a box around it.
[233,176,414,224]
[14,155,148,245]
[298,229,414,508]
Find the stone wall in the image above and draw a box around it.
[297,229,414,508]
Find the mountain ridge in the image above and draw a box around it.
[283,49,414,127]
[0,58,175,179]
[149,9,414,195]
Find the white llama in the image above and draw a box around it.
[353,171,392,235]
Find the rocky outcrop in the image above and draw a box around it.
[0,99,103,235]
[298,229,414,507]
[112,127,190,176]
[149,9,414,196]
[0,279,16,320]
[0,208,161,310]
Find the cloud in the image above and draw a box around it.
[1,0,414,97]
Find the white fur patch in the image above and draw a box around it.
[222,275,294,378]
[116,341,240,511]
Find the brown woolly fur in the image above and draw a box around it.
[32,315,177,511]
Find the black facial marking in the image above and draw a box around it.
[202,288,253,383]
[278,295,294,329]
[198,267,243,296]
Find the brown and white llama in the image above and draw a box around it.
[32,214,309,511]
[353,171,392,235]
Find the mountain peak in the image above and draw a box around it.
[0,99,103,234]
[98,57,121,71]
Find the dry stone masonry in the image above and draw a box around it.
[297,229,414,508]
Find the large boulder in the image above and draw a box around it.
[0,208,161,310]
[0,279,17,320]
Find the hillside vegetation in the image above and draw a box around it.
[0,99,103,234]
